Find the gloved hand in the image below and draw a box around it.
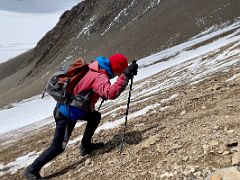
[123,61,138,79]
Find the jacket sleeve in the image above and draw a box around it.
[92,74,129,100]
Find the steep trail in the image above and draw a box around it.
[0,21,240,179]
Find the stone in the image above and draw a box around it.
[217,145,225,154]
[173,170,178,176]
[85,159,91,166]
[180,110,186,115]
[207,167,240,180]
[170,144,183,152]
[227,130,235,134]
[231,147,239,152]
[210,174,222,180]
[223,171,240,180]
[141,135,159,149]
[194,171,202,177]
[160,172,173,178]
[190,167,195,173]
[203,144,209,154]
[223,151,230,155]
[211,84,222,91]
[232,152,240,165]
[224,127,235,134]
[209,140,219,147]
[182,156,189,161]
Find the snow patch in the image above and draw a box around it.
[68,135,83,145]
[226,73,240,82]
[101,0,136,35]
[77,16,97,37]
[96,103,161,133]
[0,151,40,176]
[0,95,56,135]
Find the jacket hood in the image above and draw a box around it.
[96,56,114,79]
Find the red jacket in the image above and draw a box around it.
[73,61,128,110]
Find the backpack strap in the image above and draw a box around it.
[62,78,70,101]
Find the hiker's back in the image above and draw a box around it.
[73,61,102,95]
[73,61,107,108]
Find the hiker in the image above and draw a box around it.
[25,54,138,179]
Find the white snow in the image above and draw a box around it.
[160,94,179,104]
[68,135,83,145]
[226,73,240,82]
[143,0,161,14]
[0,0,81,64]
[101,0,136,35]
[77,16,97,37]
[0,151,40,175]
[96,103,161,133]
[0,95,56,134]
[135,21,240,81]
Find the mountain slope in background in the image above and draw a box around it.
[0,20,240,179]
[0,0,239,107]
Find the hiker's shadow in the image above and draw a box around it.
[44,130,142,179]
[99,130,143,154]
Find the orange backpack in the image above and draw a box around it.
[45,57,89,103]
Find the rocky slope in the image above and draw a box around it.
[0,21,240,179]
[0,0,239,107]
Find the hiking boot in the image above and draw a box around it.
[24,166,44,180]
[80,142,104,156]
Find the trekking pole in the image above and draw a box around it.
[98,98,105,111]
[119,71,135,153]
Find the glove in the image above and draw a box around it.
[123,61,138,79]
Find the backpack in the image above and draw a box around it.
[44,57,89,104]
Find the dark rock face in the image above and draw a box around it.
[30,0,240,70]
[0,0,239,106]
